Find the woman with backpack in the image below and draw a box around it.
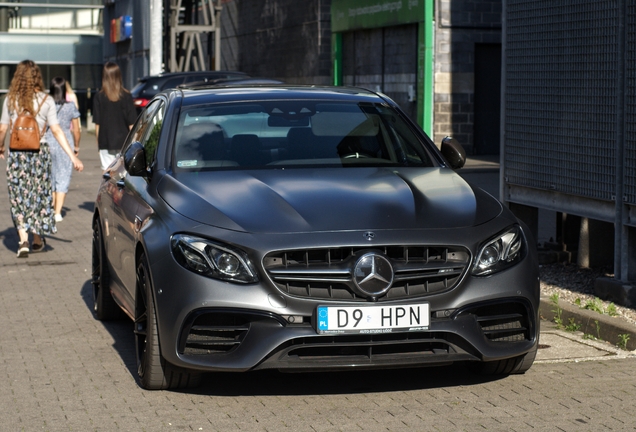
[0,60,83,258]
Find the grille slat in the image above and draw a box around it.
[182,316,250,355]
[284,332,456,361]
[264,245,470,302]
[460,303,532,343]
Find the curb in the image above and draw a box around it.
[595,276,636,308]
[539,295,636,351]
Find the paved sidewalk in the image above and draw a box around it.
[0,136,635,431]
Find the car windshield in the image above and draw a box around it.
[172,100,435,171]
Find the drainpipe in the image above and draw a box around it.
[616,0,627,281]
[149,0,163,75]
[421,0,434,136]
[0,6,9,92]
[333,32,342,86]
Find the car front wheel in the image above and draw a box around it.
[470,342,538,376]
[134,253,201,390]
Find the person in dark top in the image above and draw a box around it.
[93,62,137,170]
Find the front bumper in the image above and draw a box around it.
[150,248,540,372]
[175,297,537,372]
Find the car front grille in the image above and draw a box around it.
[263,245,471,302]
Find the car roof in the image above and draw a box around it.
[137,70,248,83]
[174,85,386,106]
[181,78,285,89]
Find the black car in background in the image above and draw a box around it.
[131,70,248,111]
[92,84,540,390]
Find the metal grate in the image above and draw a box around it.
[505,0,618,201]
[624,3,636,204]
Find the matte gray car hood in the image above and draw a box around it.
[157,167,502,233]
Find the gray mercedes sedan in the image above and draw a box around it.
[92,85,539,390]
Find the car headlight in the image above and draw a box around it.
[472,225,526,276]
[171,234,258,283]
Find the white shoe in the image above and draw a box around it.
[54,214,63,222]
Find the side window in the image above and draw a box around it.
[141,101,165,168]
[124,100,161,151]
[122,100,164,170]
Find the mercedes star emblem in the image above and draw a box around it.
[352,252,394,298]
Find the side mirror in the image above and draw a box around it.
[124,141,147,177]
[440,136,466,170]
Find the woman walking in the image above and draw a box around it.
[65,81,79,108]
[45,77,81,222]
[93,62,137,170]
[0,60,83,257]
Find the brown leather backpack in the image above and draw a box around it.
[10,97,46,151]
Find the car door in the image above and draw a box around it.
[104,99,165,306]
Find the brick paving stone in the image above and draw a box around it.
[1,131,636,431]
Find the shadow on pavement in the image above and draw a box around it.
[78,200,95,213]
[188,363,506,397]
[80,281,139,379]
[0,226,18,254]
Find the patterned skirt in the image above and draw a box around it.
[6,142,56,235]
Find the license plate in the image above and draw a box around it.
[316,304,429,334]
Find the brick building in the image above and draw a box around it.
[222,0,504,154]
[103,0,503,155]
[220,0,333,86]
[434,0,503,154]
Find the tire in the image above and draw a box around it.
[92,218,120,320]
[510,342,538,374]
[471,343,538,376]
[134,253,202,390]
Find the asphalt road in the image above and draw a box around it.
[0,132,635,431]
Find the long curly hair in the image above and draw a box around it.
[7,60,45,114]
[101,61,128,102]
